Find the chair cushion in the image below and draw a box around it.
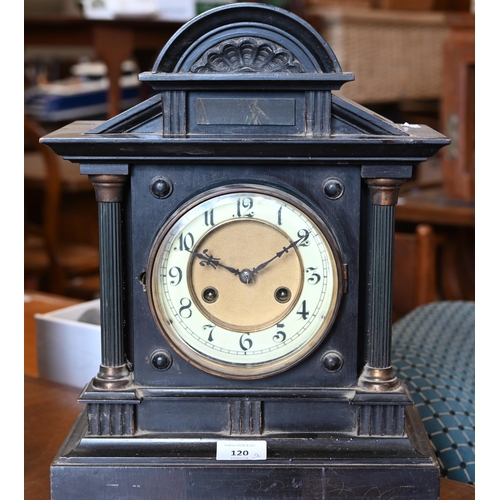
[392,301,475,485]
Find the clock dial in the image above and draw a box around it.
[147,185,342,379]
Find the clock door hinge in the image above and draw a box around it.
[342,263,348,293]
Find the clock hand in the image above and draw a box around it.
[251,231,309,276]
[189,231,309,284]
[189,249,256,285]
[189,249,241,276]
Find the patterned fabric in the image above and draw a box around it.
[391,301,475,485]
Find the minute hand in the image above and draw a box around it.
[251,231,309,276]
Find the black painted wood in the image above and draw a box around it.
[98,202,124,369]
[369,204,395,369]
[40,3,450,498]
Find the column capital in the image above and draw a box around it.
[89,174,127,203]
[365,178,406,206]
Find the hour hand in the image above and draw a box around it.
[251,231,309,276]
[189,249,241,276]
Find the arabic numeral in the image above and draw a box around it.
[178,232,194,251]
[168,266,183,286]
[297,300,309,320]
[239,333,253,352]
[306,267,321,285]
[231,450,249,457]
[204,209,215,227]
[277,206,283,226]
[179,298,192,318]
[298,229,310,247]
[236,197,254,218]
[273,323,286,343]
[203,324,215,342]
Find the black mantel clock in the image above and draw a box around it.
[41,4,450,499]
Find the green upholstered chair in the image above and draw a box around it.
[392,301,475,485]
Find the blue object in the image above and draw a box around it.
[24,60,141,122]
[392,301,475,484]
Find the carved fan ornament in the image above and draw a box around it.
[190,38,306,74]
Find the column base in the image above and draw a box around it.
[92,364,131,390]
[358,364,401,391]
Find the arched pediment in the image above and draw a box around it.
[151,3,343,74]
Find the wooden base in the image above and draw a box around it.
[51,406,440,499]
[25,376,474,499]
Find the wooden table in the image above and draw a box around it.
[25,376,83,500]
[25,16,182,118]
[397,185,474,228]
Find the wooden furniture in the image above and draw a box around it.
[24,16,183,118]
[24,124,99,249]
[24,118,100,299]
[396,185,474,227]
[440,13,475,201]
[24,5,310,120]
[393,14,475,303]
[305,5,448,104]
[23,377,476,500]
[396,185,474,301]
[393,224,439,321]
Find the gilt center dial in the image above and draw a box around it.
[189,219,303,332]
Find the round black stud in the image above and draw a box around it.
[150,176,173,199]
[323,178,344,200]
[322,351,344,372]
[275,287,291,303]
[151,350,173,371]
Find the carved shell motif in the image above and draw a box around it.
[190,38,306,73]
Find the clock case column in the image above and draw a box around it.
[352,174,414,437]
[88,174,130,389]
[85,172,141,436]
[41,4,450,499]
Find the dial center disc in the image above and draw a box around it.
[189,219,303,332]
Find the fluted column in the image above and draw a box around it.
[89,174,130,389]
[358,178,405,391]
